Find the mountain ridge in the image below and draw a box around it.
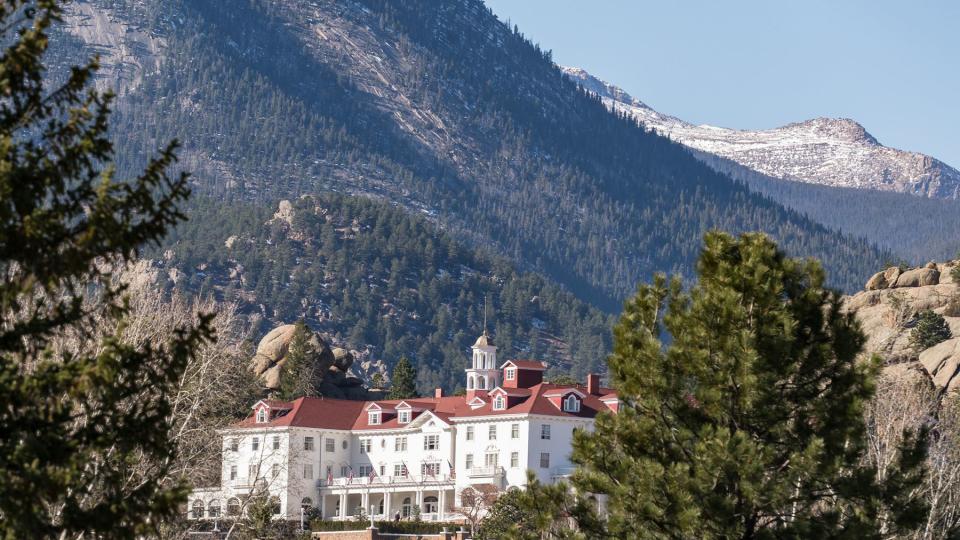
[562,66,960,199]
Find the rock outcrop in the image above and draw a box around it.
[844,260,960,394]
[248,323,382,400]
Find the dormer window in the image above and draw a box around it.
[563,394,581,413]
[493,395,506,411]
[505,368,516,381]
[256,408,267,423]
[368,411,381,425]
[398,410,411,424]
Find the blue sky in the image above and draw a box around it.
[484,0,960,168]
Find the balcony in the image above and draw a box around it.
[465,466,504,487]
[318,474,454,489]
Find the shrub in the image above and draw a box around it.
[910,310,953,352]
[310,520,460,534]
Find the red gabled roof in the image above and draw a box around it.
[231,384,619,430]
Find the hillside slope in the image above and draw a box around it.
[51,0,888,310]
[159,194,615,392]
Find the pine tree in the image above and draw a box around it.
[388,357,418,399]
[520,232,928,539]
[910,310,952,352]
[0,2,209,537]
[277,320,321,400]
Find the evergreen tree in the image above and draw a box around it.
[520,232,928,539]
[910,310,953,352]
[388,357,418,399]
[476,490,537,540]
[0,1,208,537]
[277,320,321,400]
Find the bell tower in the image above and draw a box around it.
[465,331,499,398]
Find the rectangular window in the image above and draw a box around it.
[421,462,440,477]
[398,410,411,423]
[325,438,335,452]
[230,438,239,452]
[304,464,314,480]
[541,424,551,440]
[488,425,497,440]
[380,465,385,476]
[506,368,515,380]
[230,465,237,480]
[511,452,519,468]
[271,463,280,478]
[466,426,474,441]
[511,423,519,439]
[369,411,381,425]
[395,437,407,451]
[340,466,349,477]
[424,435,439,450]
[304,437,314,451]
[540,452,550,469]
[465,454,474,470]
[485,453,498,467]
[394,463,408,477]
[252,437,260,451]
[358,464,373,477]
[360,439,372,454]
[272,435,280,450]
[248,463,258,480]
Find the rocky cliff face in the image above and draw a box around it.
[249,323,385,401]
[563,67,960,199]
[844,260,960,393]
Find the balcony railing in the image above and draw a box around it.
[551,466,576,479]
[319,474,454,488]
[466,466,503,478]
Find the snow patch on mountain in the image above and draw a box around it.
[562,66,960,199]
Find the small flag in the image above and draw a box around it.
[401,461,409,477]
[347,466,354,484]
[326,468,333,485]
[368,466,377,483]
[447,459,455,479]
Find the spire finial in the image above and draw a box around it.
[483,294,489,336]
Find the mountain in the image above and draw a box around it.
[50,0,889,316]
[563,67,960,263]
[563,67,960,199]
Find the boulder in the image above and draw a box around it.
[865,271,888,291]
[884,266,901,284]
[332,347,355,371]
[895,268,940,288]
[926,261,938,270]
[248,324,336,390]
[919,337,960,391]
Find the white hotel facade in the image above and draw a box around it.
[188,333,618,522]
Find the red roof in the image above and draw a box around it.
[232,383,618,430]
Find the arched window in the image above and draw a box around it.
[564,394,581,413]
[477,377,485,390]
[256,408,267,423]
[191,500,204,519]
[301,497,313,510]
[335,498,342,517]
[377,497,385,515]
[467,376,474,390]
[208,500,221,518]
[269,496,281,515]
[402,497,412,517]
[423,496,438,514]
[493,395,505,410]
[226,498,241,516]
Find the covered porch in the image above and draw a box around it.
[320,484,457,522]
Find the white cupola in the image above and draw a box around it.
[465,331,499,398]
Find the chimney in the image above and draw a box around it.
[434,388,444,399]
[587,374,601,396]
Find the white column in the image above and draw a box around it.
[339,492,347,519]
[320,495,326,519]
[383,490,391,518]
[361,491,369,518]
[438,490,445,521]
